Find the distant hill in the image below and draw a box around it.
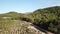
[0,11,24,20]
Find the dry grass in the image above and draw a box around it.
[0,20,42,34]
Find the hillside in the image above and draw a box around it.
[20,6,60,34]
[0,6,60,34]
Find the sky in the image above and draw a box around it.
[0,0,60,13]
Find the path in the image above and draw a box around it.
[24,21,54,34]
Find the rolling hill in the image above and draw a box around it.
[0,6,60,34]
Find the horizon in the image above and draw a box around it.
[0,0,60,14]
